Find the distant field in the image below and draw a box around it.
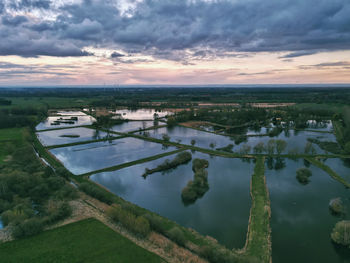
[0,97,95,109]
[0,218,164,263]
[0,127,24,163]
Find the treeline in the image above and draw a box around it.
[0,138,77,238]
[0,106,47,129]
[142,152,192,177]
[2,87,350,104]
[0,98,11,105]
[168,107,269,128]
[181,159,209,205]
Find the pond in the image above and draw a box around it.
[265,158,350,263]
[147,126,336,154]
[114,109,173,120]
[0,218,3,230]
[111,121,155,133]
[146,126,236,149]
[50,137,176,175]
[91,152,252,249]
[55,111,87,116]
[36,127,109,146]
[235,129,336,154]
[36,115,96,131]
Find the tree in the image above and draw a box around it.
[331,221,350,246]
[253,142,265,154]
[162,134,170,142]
[191,139,196,146]
[296,167,312,184]
[275,140,287,154]
[267,139,275,155]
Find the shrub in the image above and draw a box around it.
[216,144,234,153]
[345,142,350,154]
[167,227,186,246]
[144,214,167,234]
[329,198,344,215]
[79,183,113,204]
[162,134,170,142]
[142,152,192,177]
[296,167,312,184]
[331,220,350,246]
[199,244,239,263]
[134,216,151,237]
[45,201,72,224]
[108,206,150,237]
[182,159,209,205]
[12,218,44,238]
[56,167,70,179]
[253,142,265,154]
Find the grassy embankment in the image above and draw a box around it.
[241,157,271,263]
[46,135,126,150]
[305,157,350,188]
[0,218,164,263]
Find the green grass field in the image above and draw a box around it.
[0,218,164,263]
[0,127,25,163]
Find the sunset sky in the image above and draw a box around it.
[0,0,350,86]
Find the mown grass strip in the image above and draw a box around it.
[128,124,168,134]
[243,157,271,263]
[80,148,185,176]
[294,128,334,134]
[46,136,126,149]
[0,218,164,263]
[305,157,350,188]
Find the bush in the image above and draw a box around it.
[108,206,150,237]
[45,201,72,224]
[296,167,312,184]
[56,167,70,179]
[79,183,113,204]
[162,134,170,142]
[142,152,192,177]
[167,227,186,246]
[199,244,239,263]
[134,216,151,237]
[144,214,167,234]
[331,220,350,247]
[12,218,44,238]
[182,159,209,205]
[329,198,344,215]
[345,142,350,154]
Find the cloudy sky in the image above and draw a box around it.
[0,0,350,86]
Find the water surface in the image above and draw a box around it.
[36,115,96,131]
[266,158,350,263]
[36,127,108,146]
[111,121,155,133]
[114,109,173,120]
[50,137,176,175]
[91,152,252,249]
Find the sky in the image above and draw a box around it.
[0,0,350,86]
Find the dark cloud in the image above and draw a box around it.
[280,50,319,58]
[2,15,28,26]
[110,52,125,58]
[299,61,350,69]
[314,61,350,67]
[9,0,51,10]
[0,0,350,60]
